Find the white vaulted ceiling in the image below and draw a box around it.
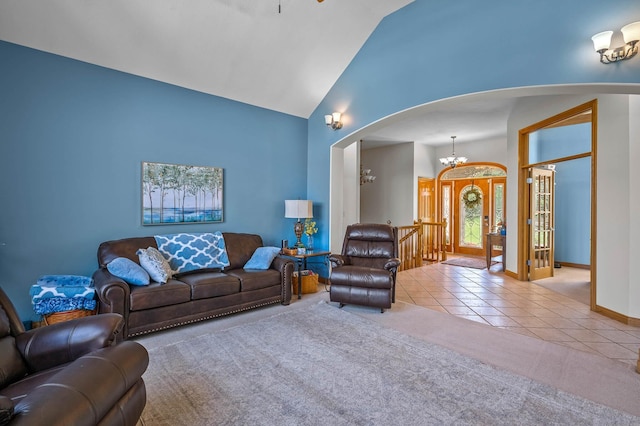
[0,0,413,118]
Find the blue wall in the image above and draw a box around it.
[0,41,308,319]
[307,0,640,250]
[555,157,591,265]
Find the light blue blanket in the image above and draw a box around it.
[36,275,93,288]
[30,275,95,301]
[30,285,96,301]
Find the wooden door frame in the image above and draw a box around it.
[517,99,597,310]
[437,162,507,255]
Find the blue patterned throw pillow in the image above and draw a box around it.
[154,232,230,273]
[243,246,281,270]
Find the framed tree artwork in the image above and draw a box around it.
[142,161,224,225]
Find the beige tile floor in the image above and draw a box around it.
[395,256,640,369]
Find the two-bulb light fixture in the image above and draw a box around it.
[360,164,376,185]
[324,112,343,130]
[591,21,640,64]
[439,136,467,169]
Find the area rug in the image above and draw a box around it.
[139,301,638,426]
[442,256,495,269]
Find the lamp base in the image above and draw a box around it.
[294,221,304,248]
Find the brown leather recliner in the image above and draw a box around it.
[0,287,149,426]
[329,223,401,313]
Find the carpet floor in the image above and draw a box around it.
[532,266,591,306]
[137,299,640,425]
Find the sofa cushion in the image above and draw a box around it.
[330,266,393,290]
[178,272,241,300]
[154,232,230,273]
[0,364,66,402]
[225,269,282,292]
[129,280,191,311]
[97,236,157,268]
[137,247,173,283]
[243,246,281,270]
[107,257,150,286]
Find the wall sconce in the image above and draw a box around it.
[284,200,313,248]
[324,112,343,130]
[591,21,640,64]
[360,164,376,185]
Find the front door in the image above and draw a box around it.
[439,164,507,257]
[454,179,490,256]
[529,167,555,280]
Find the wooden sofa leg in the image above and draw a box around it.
[339,303,345,309]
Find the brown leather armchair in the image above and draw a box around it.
[0,286,148,426]
[329,223,401,312]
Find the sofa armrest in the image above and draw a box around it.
[271,256,293,304]
[92,267,131,318]
[11,341,148,426]
[329,254,349,268]
[15,313,123,373]
[384,258,401,272]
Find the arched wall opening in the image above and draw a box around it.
[329,83,640,321]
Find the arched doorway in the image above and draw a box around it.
[438,163,506,257]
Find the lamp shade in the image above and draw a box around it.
[285,200,313,219]
[621,21,640,43]
[591,31,613,51]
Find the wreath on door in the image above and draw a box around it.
[462,185,482,209]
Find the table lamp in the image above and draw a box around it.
[284,200,313,248]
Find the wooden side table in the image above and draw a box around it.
[486,233,506,271]
[280,250,330,299]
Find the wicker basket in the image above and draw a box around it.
[292,274,319,294]
[44,309,96,326]
[282,248,298,256]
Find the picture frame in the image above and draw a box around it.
[142,161,223,225]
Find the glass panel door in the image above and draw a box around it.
[529,167,555,280]
[454,179,490,256]
[493,182,505,232]
[459,184,483,248]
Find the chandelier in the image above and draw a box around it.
[360,165,376,185]
[439,136,467,169]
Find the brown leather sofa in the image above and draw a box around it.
[93,232,293,340]
[329,223,400,312]
[0,286,148,426]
